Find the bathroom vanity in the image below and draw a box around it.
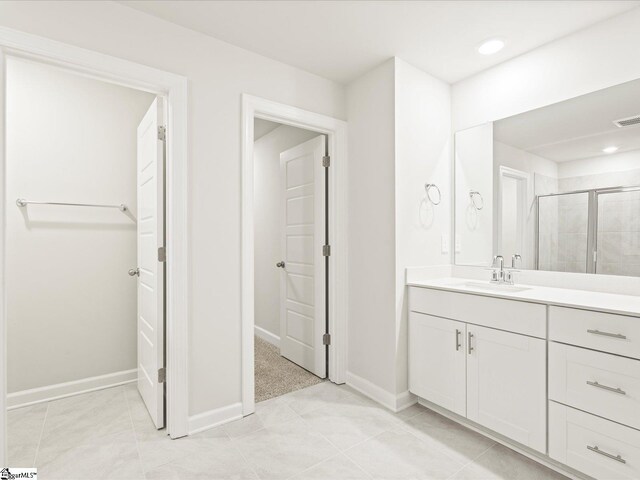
[408,279,640,480]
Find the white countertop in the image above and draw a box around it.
[407,277,640,318]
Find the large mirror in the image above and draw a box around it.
[454,79,640,276]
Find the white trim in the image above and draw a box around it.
[0,27,190,457]
[187,402,243,435]
[417,398,587,480]
[7,369,137,410]
[346,371,418,413]
[254,326,280,348]
[395,390,419,412]
[241,94,348,416]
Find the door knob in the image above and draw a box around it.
[276,261,285,268]
[128,268,140,277]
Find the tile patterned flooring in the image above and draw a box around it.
[7,381,568,480]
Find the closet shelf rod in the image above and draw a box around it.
[16,198,128,212]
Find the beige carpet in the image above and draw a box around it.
[255,335,323,403]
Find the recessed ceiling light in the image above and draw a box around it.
[602,146,619,154]
[478,38,505,55]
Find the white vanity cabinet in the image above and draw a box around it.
[548,307,640,480]
[408,282,640,479]
[467,325,546,452]
[408,287,547,454]
[408,312,466,416]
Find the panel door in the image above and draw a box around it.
[279,135,326,377]
[136,97,165,428]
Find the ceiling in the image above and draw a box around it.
[254,118,281,140]
[119,1,639,84]
[494,78,640,162]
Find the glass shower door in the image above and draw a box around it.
[595,188,640,276]
[537,192,590,273]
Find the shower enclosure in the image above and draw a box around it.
[537,186,640,276]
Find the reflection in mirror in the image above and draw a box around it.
[455,78,640,276]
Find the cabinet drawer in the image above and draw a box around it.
[549,402,640,480]
[409,287,546,338]
[549,306,640,359]
[549,343,640,430]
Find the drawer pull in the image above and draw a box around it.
[587,445,626,464]
[455,329,462,351]
[587,329,627,340]
[586,380,626,395]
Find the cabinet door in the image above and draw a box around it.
[467,325,546,453]
[409,312,466,416]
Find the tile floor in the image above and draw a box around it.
[7,381,568,480]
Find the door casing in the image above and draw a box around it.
[241,94,348,416]
[0,27,189,462]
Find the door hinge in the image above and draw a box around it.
[158,125,166,141]
[158,246,166,262]
[158,367,166,383]
[322,155,330,168]
[323,333,331,346]
[322,245,331,257]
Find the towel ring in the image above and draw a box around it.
[425,184,441,205]
[469,190,484,210]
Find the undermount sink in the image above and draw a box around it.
[460,281,532,293]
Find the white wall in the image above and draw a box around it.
[0,0,346,417]
[347,58,397,395]
[347,57,451,403]
[394,58,451,394]
[6,57,154,393]
[253,124,317,341]
[558,149,640,179]
[452,7,640,132]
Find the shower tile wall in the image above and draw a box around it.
[538,191,588,273]
[537,169,640,276]
[535,173,559,272]
[556,193,588,273]
[597,189,640,276]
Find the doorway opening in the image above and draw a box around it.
[252,118,328,403]
[241,95,348,416]
[5,56,167,467]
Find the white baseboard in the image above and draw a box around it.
[7,368,137,410]
[395,389,418,411]
[188,402,243,435]
[254,325,280,348]
[346,371,417,413]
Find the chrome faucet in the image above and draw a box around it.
[511,254,522,268]
[490,255,505,284]
[489,254,520,285]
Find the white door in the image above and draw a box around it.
[136,97,165,428]
[409,312,466,416]
[467,325,546,453]
[279,136,326,378]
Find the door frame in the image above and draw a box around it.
[0,26,190,457]
[496,166,529,263]
[241,94,348,415]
